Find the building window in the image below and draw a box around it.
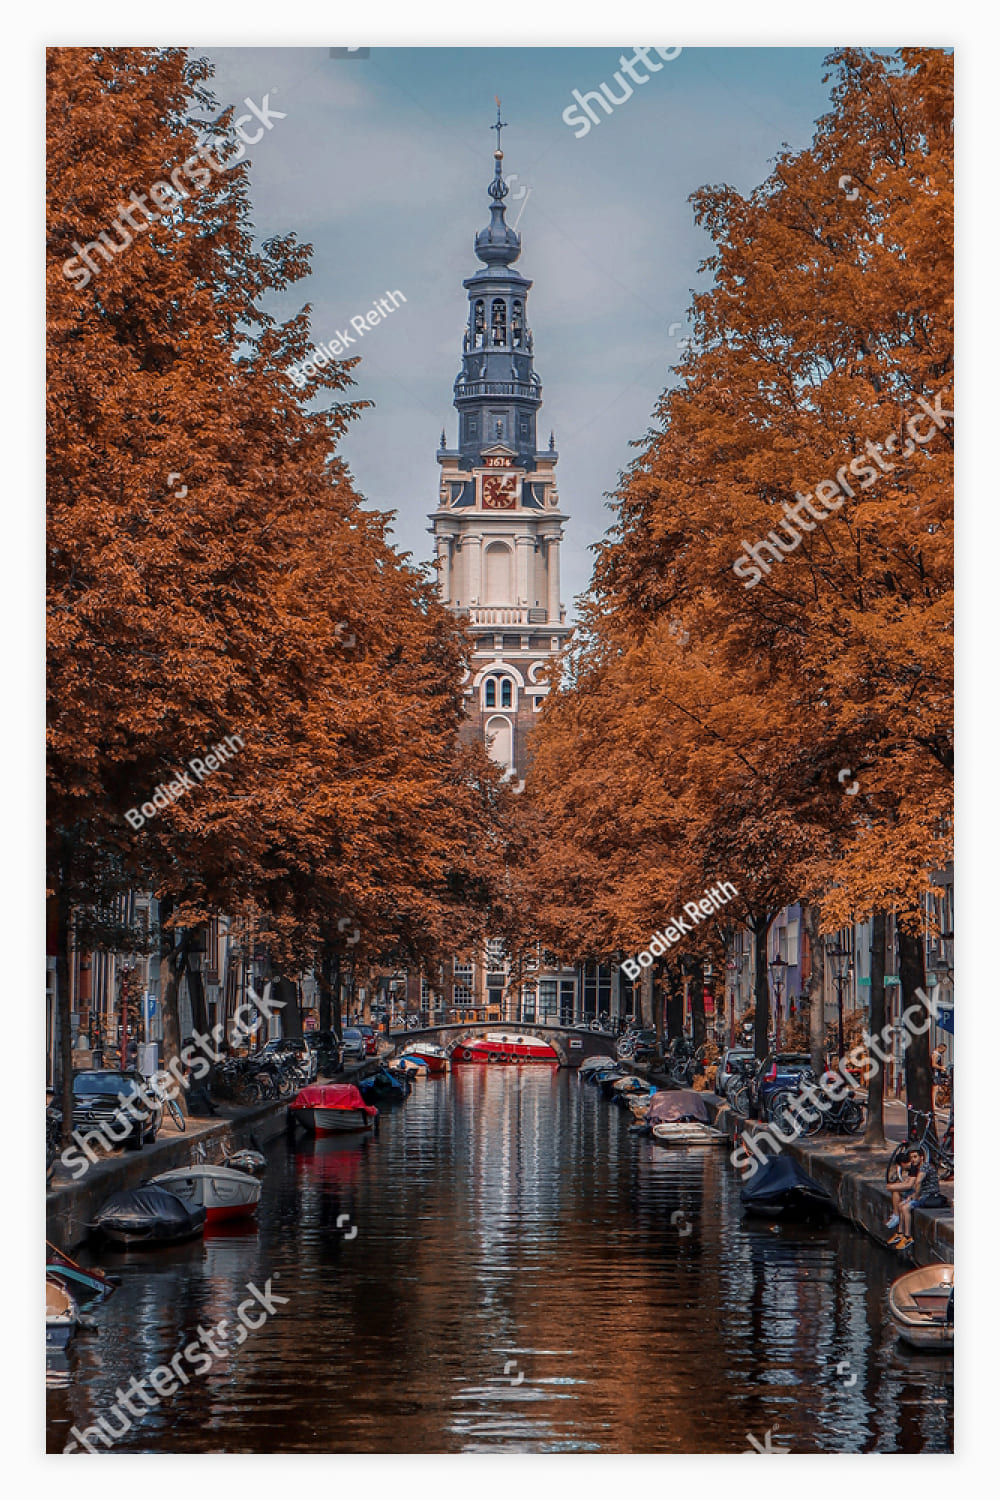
[485,679,496,708]
[453,984,472,1006]
[533,695,543,712]
[501,678,513,708]
[487,937,505,962]
[512,301,524,346]
[491,298,507,345]
[539,980,558,1019]
[521,986,537,1022]
[473,300,486,348]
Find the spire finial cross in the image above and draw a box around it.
[493,97,507,152]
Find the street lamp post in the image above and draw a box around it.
[769,958,787,1051]
[828,941,852,1062]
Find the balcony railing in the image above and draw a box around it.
[468,607,530,626]
[454,380,541,401]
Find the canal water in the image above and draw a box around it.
[47,1068,953,1453]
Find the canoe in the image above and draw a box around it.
[149,1164,262,1224]
[46,1241,119,1303]
[92,1186,206,1246]
[452,1033,559,1065]
[889,1263,954,1351]
[46,1274,79,1348]
[289,1083,378,1135]
[652,1121,729,1147]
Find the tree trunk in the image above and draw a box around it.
[666,964,684,1041]
[652,962,664,1051]
[802,904,827,1076]
[159,899,189,1117]
[318,948,333,1033]
[691,971,706,1047]
[753,913,771,1060]
[864,911,888,1148]
[899,925,934,1126]
[331,951,343,1037]
[276,975,301,1038]
[55,845,75,1147]
[187,964,209,1037]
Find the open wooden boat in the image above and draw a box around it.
[453,1033,559,1065]
[652,1121,729,1146]
[888,1263,954,1350]
[289,1083,378,1135]
[150,1164,262,1224]
[46,1274,79,1348]
[46,1241,119,1302]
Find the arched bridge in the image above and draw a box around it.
[387,1023,618,1069]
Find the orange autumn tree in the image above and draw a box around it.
[521,49,951,1084]
[47,47,510,1121]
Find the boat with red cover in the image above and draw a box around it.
[289,1083,378,1135]
[452,1032,559,1065]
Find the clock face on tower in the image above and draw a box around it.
[481,473,519,509]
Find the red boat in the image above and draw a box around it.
[400,1041,450,1075]
[452,1032,559,1065]
[289,1084,378,1135]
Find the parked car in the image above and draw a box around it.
[749,1052,815,1117]
[257,1037,317,1082]
[342,1028,366,1063]
[71,1069,163,1151]
[716,1047,754,1099]
[305,1031,342,1075]
[631,1029,659,1063]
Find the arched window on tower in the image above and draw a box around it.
[511,301,524,347]
[485,678,496,708]
[473,299,486,349]
[501,679,513,708]
[491,298,507,346]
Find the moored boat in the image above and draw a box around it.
[888,1263,954,1350]
[739,1156,836,1222]
[91,1186,206,1247]
[578,1053,618,1076]
[224,1149,267,1176]
[46,1274,79,1348]
[149,1164,262,1224]
[647,1089,728,1146]
[396,1056,429,1076]
[399,1041,450,1075]
[289,1083,378,1135]
[452,1033,559,1065]
[612,1075,653,1096]
[46,1241,119,1302]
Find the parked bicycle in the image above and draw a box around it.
[886,1106,954,1182]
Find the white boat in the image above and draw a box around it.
[579,1053,618,1075]
[396,1057,429,1076]
[399,1041,449,1074]
[651,1121,729,1147]
[150,1164,262,1224]
[888,1263,954,1350]
[289,1083,378,1136]
[46,1274,79,1348]
[612,1074,652,1095]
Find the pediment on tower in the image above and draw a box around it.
[480,443,518,465]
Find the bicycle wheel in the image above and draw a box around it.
[886,1140,928,1183]
[165,1096,186,1132]
[730,1081,751,1117]
[840,1100,864,1135]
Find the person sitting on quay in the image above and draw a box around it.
[886,1149,948,1252]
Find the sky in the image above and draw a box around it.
[204,46,835,617]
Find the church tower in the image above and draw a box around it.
[430,107,569,784]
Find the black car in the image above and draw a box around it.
[71,1069,163,1151]
[749,1053,815,1116]
[631,1029,659,1063]
[305,1031,342,1075]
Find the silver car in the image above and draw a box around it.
[341,1028,365,1062]
[716,1047,754,1099]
